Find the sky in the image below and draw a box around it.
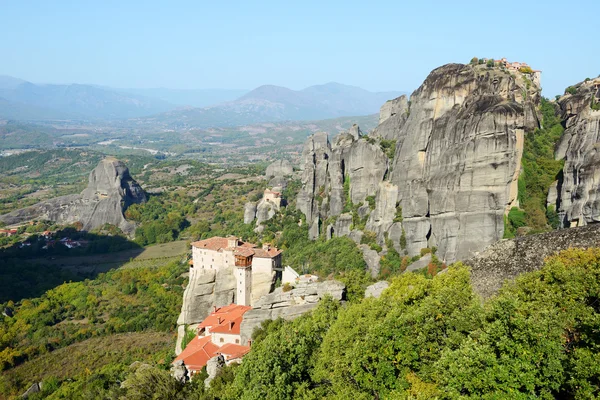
[0,0,597,96]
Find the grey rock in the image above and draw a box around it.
[360,244,380,278]
[365,281,389,298]
[357,203,371,219]
[375,95,410,140]
[309,216,320,240]
[348,230,364,244]
[265,159,293,179]
[171,360,189,384]
[334,213,353,237]
[388,63,539,263]
[551,81,600,228]
[0,158,146,235]
[20,382,42,398]
[465,223,600,298]
[255,201,277,225]
[326,224,334,240]
[240,280,345,344]
[366,182,399,243]
[405,253,432,273]
[244,202,257,224]
[204,355,225,388]
[348,124,363,140]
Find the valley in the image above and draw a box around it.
[1,59,600,399]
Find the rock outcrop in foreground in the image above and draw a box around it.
[297,62,541,263]
[0,157,146,235]
[548,78,600,228]
[239,280,345,344]
[465,224,600,299]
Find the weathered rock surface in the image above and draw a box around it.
[365,281,389,298]
[0,158,146,235]
[360,244,380,278]
[375,95,409,140]
[549,79,600,228]
[388,64,540,263]
[405,253,432,273]
[265,159,293,179]
[465,223,600,298]
[175,267,236,354]
[239,280,345,344]
[175,264,274,355]
[20,382,42,398]
[204,355,225,388]
[244,202,257,224]
[171,360,189,384]
[296,62,542,264]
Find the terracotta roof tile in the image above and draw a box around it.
[218,343,251,360]
[173,335,220,371]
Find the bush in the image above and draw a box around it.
[566,86,578,95]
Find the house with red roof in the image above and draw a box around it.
[173,304,253,375]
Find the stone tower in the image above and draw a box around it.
[234,249,253,306]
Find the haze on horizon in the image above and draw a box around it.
[1,0,597,96]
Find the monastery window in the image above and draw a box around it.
[220,338,224,343]
[235,339,240,344]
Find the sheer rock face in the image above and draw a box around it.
[265,159,293,179]
[0,158,146,235]
[549,80,600,228]
[388,63,539,263]
[375,95,409,140]
[296,128,388,237]
[296,63,541,264]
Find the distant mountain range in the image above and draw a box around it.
[140,83,405,128]
[0,75,405,126]
[0,76,174,120]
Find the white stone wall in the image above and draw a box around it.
[192,247,235,270]
[282,266,299,285]
[211,332,242,346]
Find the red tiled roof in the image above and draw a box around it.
[234,248,255,257]
[252,247,283,258]
[191,236,258,251]
[191,236,281,258]
[197,304,252,335]
[219,343,251,360]
[174,335,220,372]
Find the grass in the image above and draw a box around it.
[0,332,174,399]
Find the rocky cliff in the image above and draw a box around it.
[465,223,600,298]
[548,78,600,228]
[297,63,541,263]
[0,157,146,235]
[239,280,345,344]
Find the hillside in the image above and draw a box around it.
[137,82,404,128]
[0,76,175,120]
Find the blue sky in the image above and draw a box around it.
[0,0,597,96]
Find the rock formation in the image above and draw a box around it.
[245,159,292,228]
[239,280,345,344]
[548,78,600,228]
[175,267,236,354]
[365,281,389,298]
[0,157,146,235]
[465,223,600,299]
[296,63,542,264]
[204,355,225,388]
